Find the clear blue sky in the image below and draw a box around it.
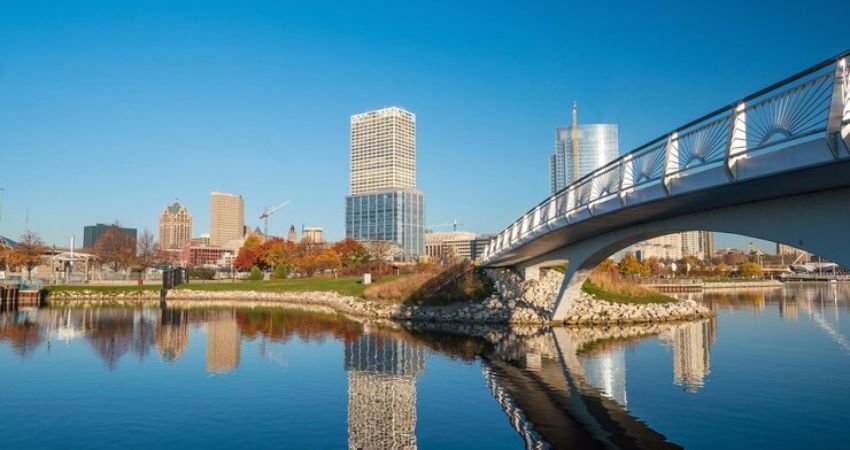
[0,0,846,252]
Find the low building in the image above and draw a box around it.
[425,231,492,262]
[302,227,324,243]
[633,234,683,261]
[180,245,233,267]
[191,234,211,246]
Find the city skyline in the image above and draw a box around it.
[0,1,845,251]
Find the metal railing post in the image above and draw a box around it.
[662,132,678,194]
[725,102,747,180]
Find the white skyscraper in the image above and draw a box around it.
[345,106,425,260]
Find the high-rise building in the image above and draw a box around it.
[83,223,137,249]
[549,103,619,194]
[210,192,244,247]
[345,107,425,260]
[287,225,297,242]
[158,201,193,250]
[681,231,714,260]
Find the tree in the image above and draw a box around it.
[234,248,261,271]
[332,238,370,269]
[618,252,643,277]
[272,264,290,280]
[737,262,763,278]
[94,223,137,273]
[363,240,402,268]
[7,230,46,280]
[135,229,158,273]
[260,238,298,271]
[594,258,616,274]
[249,266,263,281]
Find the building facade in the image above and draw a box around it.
[302,227,324,243]
[345,107,425,260]
[549,104,619,194]
[633,233,683,261]
[350,107,416,194]
[83,223,137,249]
[681,231,714,260]
[424,231,491,262]
[346,190,425,259]
[210,192,244,247]
[158,201,193,251]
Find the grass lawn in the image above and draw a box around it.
[582,279,675,304]
[47,275,405,298]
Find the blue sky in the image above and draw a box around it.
[0,0,846,251]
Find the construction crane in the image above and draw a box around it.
[259,200,291,237]
[427,219,464,233]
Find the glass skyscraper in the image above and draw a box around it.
[549,122,619,194]
[345,107,425,260]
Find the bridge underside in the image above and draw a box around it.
[487,162,850,321]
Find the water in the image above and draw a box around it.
[1,283,849,449]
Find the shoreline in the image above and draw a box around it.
[45,276,715,326]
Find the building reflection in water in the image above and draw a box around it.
[156,309,189,363]
[345,328,425,450]
[206,310,241,374]
[660,320,715,393]
[580,347,628,406]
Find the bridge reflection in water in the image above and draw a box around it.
[467,318,714,450]
[27,299,850,448]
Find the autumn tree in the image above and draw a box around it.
[331,238,370,269]
[260,238,298,271]
[94,223,137,273]
[737,262,763,278]
[233,247,261,271]
[7,230,46,280]
[618,252,643,277]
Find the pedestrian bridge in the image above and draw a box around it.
[481,51,850,321]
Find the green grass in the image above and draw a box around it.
[581,279,675,304]
[47,275,405,298]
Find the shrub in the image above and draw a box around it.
[189,267,216,280]
[249,266,263,281]
[272,264,290,280]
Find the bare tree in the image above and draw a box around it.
[136,229,158,274]
[363,240,402,269]
[94,223,136,273]
[8,230,46,280]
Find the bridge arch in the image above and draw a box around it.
[511,187,850,321]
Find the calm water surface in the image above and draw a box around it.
[1,283,849,449]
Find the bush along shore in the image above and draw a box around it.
[46,269,713,325]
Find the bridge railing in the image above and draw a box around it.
[483,50,850,264]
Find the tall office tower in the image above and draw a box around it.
[681,231,715,260]
[158,201,193,250]
[549,103,619,194]
[287,225,297,242]
[345,333,424,450]
[210,192,244,247]
[345,107,425,260]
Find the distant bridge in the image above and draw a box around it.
[482,51,850,321]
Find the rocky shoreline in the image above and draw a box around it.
[46,269,713,325]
